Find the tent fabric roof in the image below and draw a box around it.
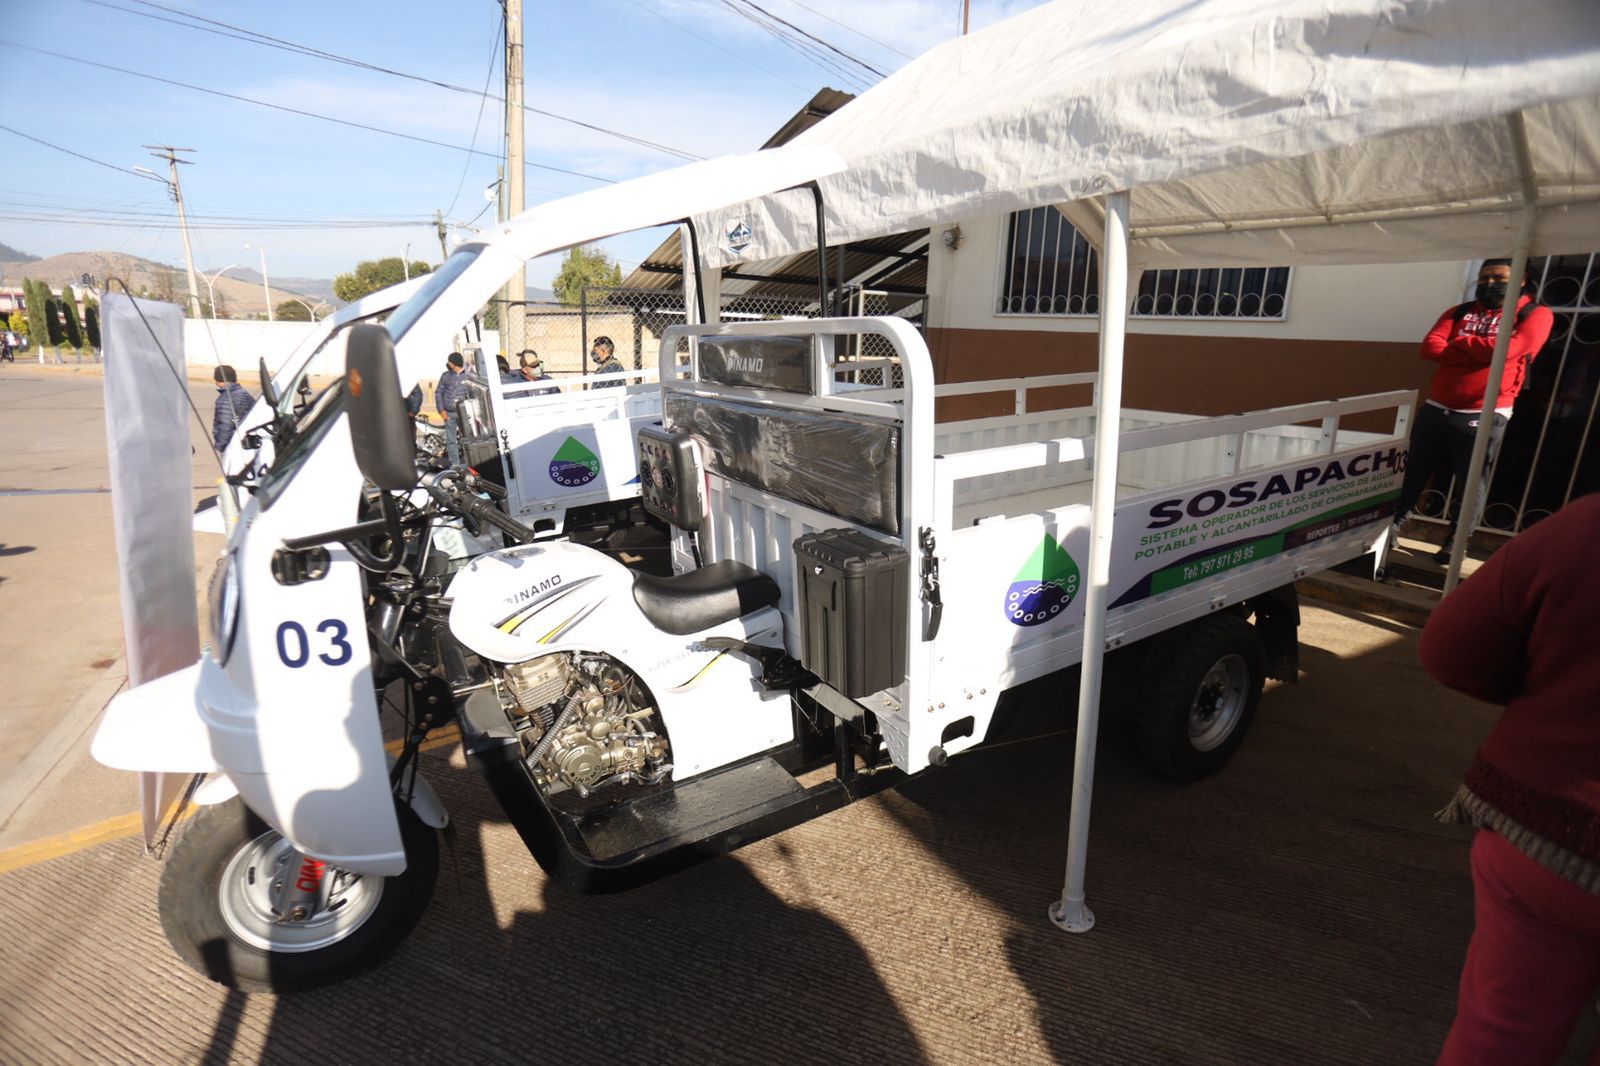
[618,87,928,311]
[689,0,1600,269]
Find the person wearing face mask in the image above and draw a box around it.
[1393,259,1553,560]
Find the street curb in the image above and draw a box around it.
[1297,573,1435,629]
[0,661,128,836]
[0,724,463,875]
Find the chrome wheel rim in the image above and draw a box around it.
[217,830,383,954]
[1188,653,1249,752]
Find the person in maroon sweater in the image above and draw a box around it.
[1420,492,1600,1064]
[1395,259,1553,560]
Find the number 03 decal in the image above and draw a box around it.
[276,619,354,668]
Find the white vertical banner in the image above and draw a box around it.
[102,294,201,846]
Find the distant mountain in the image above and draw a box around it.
[205,266,338,309]
[2,251,315,315]
[0,246,562,314]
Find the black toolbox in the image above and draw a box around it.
[793,528,908,698]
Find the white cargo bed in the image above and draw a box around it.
[663,318,1414,776]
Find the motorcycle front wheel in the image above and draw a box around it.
[158,796,439,993]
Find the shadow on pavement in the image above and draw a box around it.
[238,750,928,1064]
[875,612,1596,1063]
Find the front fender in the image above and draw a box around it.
[90,661,220,774]
[190,760,449,831]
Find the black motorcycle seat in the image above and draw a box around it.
[632,560,781,636]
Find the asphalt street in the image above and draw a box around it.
[0,359,1594,1064]
[0,362,226,849]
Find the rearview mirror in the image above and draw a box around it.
[258,356,279,408]
[345,324,417,491]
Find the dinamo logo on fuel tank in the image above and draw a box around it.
[1005,534,1081,627]
[549,436,600,487]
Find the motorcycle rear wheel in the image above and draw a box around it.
[158,796,438,993]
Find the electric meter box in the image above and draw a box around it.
[793,528,908,699]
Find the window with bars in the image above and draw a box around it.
[997,207,1293,320]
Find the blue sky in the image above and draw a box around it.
[0,0,1038,290]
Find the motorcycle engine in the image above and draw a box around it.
[497,654,671,800]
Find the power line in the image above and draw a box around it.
[616,0,813,92]
[0,39,618,185]
[720,0,885,82]
[734,0,886,77]
[444,14,504,219]
[778,0,915,60]
[0,121,165,184]
[72,0,704,162]
[0,212,434,232]
[712,0,873,91]
[0,192,430,225]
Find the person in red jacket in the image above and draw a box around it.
[1395,259,1553,559]
[1420,492,1600,1064]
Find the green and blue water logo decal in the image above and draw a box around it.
[1005,534,1081,627]
[549,436,600,487]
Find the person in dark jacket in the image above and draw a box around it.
[211,364,255,452]
[1396,258,1553,559]
[590,336,624,388]
[405,384,423,418]
[435,352,467,418]
[1421,493,1600,1064]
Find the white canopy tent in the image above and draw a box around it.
[682,0,1600,930]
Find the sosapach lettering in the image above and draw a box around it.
[1145,448,1407,529]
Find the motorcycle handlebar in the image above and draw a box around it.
[452,489,538,544]
[464,472,507,499]
[417,469,537,544]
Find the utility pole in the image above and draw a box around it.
[504,0,527,357]
[144,145,202,318]
[495,165,510,360]
[962,0,970,35]
[434,209,449,261]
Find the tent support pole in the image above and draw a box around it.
[1444,111,1537,594]
[1050,189,1130,934]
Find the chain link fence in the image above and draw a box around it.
[499,284,918,385]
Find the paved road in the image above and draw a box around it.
[1,360,1595,1063]
[0,363,227,848]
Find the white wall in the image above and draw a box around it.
[183,319,319,374]
[925,212,1475,343]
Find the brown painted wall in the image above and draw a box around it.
[926,327,1434,433]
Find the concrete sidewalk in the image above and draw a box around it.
[0,364,226,849]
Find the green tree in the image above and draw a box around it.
[332,257,432,303]
[274,299,312,321]
[83,299,100,349]
[552,244,621,306]
[43,299,66,348]
[58,284,84,350]
[23,279,50,353]
[8,310,26,339]
[153,269,178,306]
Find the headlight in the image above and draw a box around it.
[207,552,241,664]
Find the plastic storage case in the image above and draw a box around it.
[793,528,908,699]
